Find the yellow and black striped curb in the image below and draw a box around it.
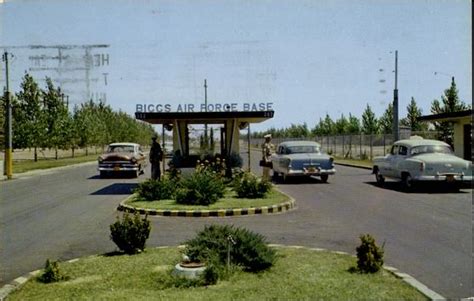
[0,244,445,301]
[117,191,296,217]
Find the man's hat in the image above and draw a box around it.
[264,134,272,139]
[152,135,158,140]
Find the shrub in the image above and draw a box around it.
[38,259,68,283]
[234,172,272,198]
[175,171,225,205]
[356,234,385,273]
[201,263,219,285]
[110,212,151,254]
[225,152,243,168]
[134,178,177,201]
[184,224,276,272]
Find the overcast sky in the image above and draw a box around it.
[0,0,471,132]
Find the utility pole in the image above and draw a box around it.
[204,79,208,148]
[3,51,13,179]
[392,50,399,141]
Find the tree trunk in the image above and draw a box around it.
[55,147,58,160]
[86,147,88,156]
[72,147,75,158]
[34,147,38,162]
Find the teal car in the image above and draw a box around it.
[271,141,336,183]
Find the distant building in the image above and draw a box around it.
[418,109,472,161]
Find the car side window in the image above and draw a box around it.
[391,145,398,155]
[398,146,408,156]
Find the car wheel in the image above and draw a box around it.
[320,174,329,183]
[375,169,385,185]
[402,173,413,191]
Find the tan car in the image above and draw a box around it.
[98,143,147,178]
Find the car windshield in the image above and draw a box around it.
[107,145,135,153]
[410,145,453,156]
[286,145,320,154]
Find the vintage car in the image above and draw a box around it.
[271,141,336,183]
[372,137,473,190]
[98,143,147,178]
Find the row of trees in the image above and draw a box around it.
[253,78,470,142]
[1,73,156,161]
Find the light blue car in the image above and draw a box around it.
[271,141,336,183]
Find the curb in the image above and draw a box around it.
[117,192,296,217]
[0,245,446,301]
[0,161,97,182]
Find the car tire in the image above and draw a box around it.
[374,169,385,185]
[402,173,413,191]
[272,171,280,183]
[320,174,329,183]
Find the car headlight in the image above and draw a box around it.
[131,158,137,164]
[98,157,103,163]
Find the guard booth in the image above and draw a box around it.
[135,110,274,167]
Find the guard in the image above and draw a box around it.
[149,135,163,180]
[261,134,275,181]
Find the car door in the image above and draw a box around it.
[390,145,408,178]
[272,146,284,173]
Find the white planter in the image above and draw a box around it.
[172,263,206,279]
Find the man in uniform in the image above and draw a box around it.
[149,135,163,180]
[261,134,275,181]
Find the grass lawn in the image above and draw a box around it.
[12,155,98,174]
[125,188,289,211]
[8,247,427,300]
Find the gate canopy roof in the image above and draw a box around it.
[135,111,274,124]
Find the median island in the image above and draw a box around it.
[119,160,294,216]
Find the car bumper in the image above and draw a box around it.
[98,165,139,172]
[413,174,472,183]
[286,168,336,177]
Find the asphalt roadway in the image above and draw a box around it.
[0,150,472,299]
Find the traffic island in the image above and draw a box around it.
[117,189,296,217]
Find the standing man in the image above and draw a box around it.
[261,134,274,181]
[150,135,163,180]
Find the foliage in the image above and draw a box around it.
[225,152,243,169]
[134,178,177,201]
[361,104,378,134]
[184,224,276,273]
[233,172,272,198]
[378,102,393,134]
[400,97,426,132]
[175,169,225,205]
[430,77,470,145]
[38,259,68,283]
[346,113,361,134]
[109,212,151,254]
[201,263,220,285]
[355,234,385,273]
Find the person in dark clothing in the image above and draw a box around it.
[149,136,163,180]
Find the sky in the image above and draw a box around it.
[0,0,472,132]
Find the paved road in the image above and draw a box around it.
[0,152,472,298]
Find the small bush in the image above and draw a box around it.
[225,152,243,168]
[175,171,225,205]
[38,259,68,283]
[201,263,219,285]
[356,234,385,273]
[234,172,272,198]
[134,178,177,201]
[110,212,151,254]
[184,224,276,272]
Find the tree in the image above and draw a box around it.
[334,114,348,134]
[400,97,426,132]
[42,78,71,159]
[14,73,46,161]
[347,113,360,134]
[361,104,378,134]
[430,77,471,145]
[378,103,393,134]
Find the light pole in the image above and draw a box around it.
[392,50,399,141]
[2,51,13,179]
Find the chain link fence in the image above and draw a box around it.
[249,131,440,160]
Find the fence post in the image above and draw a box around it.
[342,135,345,158]
[359,133,362,159]
[383,134,386,156]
